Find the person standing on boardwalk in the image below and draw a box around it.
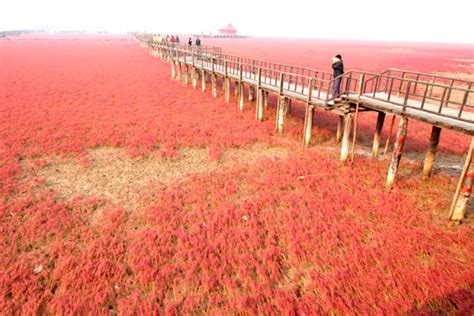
[188,37,192,47]
[331,54,344,100]
[195,36,201,47]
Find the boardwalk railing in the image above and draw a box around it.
[152,42,474,125]
[335,70,474,122]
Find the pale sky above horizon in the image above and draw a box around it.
[1,0,473,44]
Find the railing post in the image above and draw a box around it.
[402,81,411,113]
[458,83,472,118]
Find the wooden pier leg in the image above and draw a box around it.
[249,86,255,102]
[264,91,270,110]
[303,105,314,147]
[192,67,197,89]
[285,99,292,116]
[386,116,408,189]
[235,81,239,96]
[225,78,231,104]
[212,74,217,98]
[340,114,353,161]
[449,138,474,222]
[171,62,176,79]
[201,69,206,92]
[256,89,264,121]
[177,62,181,81]
[276,96,288,134]
[336,115,344,143]
[184,65,189,85]
[239,83,245,112]
[423,126,442,177]
[372,112,386,159]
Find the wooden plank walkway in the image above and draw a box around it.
[141,38,474,222]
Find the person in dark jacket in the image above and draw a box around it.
[195,36,201,47]
[188,37,192,47]
[331,54,344,99]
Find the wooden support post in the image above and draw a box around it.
[449,138,474,222]
[249,86,255,102]
[336,115,344,143]
[184,65,189,85]
[386,116,408,189]
[372,112,386,159]
[211,58,217,98]
[225,78,230,104]
[177,62,181,81]
[275,73,287,134]
[340,114,353,161]
[423,126,442,177]
[276,96,288,134]
[192,67,197,89]
[303,78,314,147]
[264,91,270,109]
[382,115,396,159]
[201,68,206,92]
[171,61,176,79]
[238,64,245,112]
[285,99,292,116]
[235,80,239,96]
[256,68,264,121]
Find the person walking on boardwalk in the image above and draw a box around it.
[331,54,344,100]
[195,36,201,47]
[188,37,192,47]
[175,35,180,44]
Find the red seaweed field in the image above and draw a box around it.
[0,35,473,314]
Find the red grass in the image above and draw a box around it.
[0,35,473,314]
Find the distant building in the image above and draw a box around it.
[218,24,237,36]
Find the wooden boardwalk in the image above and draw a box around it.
[138,36,474,222]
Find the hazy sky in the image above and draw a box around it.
[1,0,473,44]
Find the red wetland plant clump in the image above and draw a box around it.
[0,35,473,314]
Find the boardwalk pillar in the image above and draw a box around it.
[235,80,239,96]
[211,58,217,98]
[201,68,206,92]
[256,68,264,121]
[386,116,408,189]
[276,96,288,133]
[449,138,474,222]
[275,73,287,134]
[192,68,197,89]
[423,126,442,177]
[340,114,353,161]
[171,61,176,80]
[336,115,344,143]
[224,61,230,104]
[184,65,189,84]
[285,99,292,116]
[238,63,245,112]
[177,62,181,81]
[264,91,270,109]
[249,86,255,102]
[303,78,315,147]
[372,112,386,159]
